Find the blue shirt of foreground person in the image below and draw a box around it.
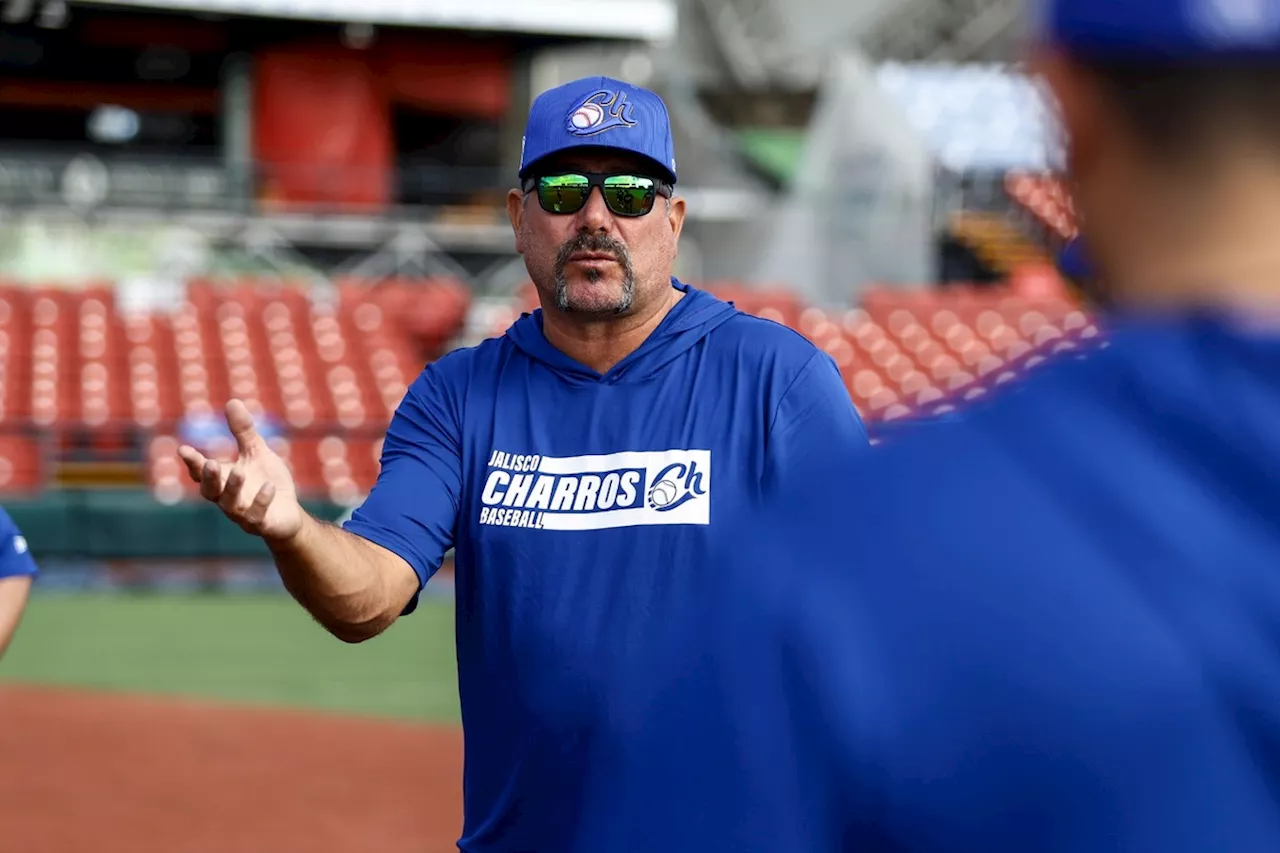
[575,3,1280,851]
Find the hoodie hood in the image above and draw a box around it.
[505,279,740,385]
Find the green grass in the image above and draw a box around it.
[0,593,460,724]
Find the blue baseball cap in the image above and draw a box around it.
[518,76,678,184]
[1036,0,1280,58]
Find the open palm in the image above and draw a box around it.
[177,399,304,542]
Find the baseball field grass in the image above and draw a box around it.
[0,591,461,723]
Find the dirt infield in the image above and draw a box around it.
[0,684,464,853]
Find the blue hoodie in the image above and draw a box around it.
[579,310,1280,852]
[343,279,869,852]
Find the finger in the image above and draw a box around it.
[241,481,276,530]
[177,445,209,484]
[218,463,247,514]
[199,459,225,502]
[225,399,264,457]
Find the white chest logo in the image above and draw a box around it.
[479,449,711,531]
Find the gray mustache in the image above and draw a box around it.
[555,234,632,268]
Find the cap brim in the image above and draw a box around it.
[520,145,676,184]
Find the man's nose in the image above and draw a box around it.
[576,187,613,233]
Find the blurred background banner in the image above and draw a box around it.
[0,1,1091,850]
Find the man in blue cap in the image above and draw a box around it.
[177,76,868,851]
[573,4,1280,852]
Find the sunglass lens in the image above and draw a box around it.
[603,176,656,216]
[538,175,591,213]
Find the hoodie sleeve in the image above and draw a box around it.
[763,351,871,492]
[342,365,462,614]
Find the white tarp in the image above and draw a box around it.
[69,0,677,40]
[754,50,936,304]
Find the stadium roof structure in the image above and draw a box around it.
[70,0,677,41]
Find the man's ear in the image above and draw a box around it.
[667,195,687,247]
[507,189,527,254]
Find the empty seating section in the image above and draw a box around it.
[143,278,465,505]
[683,283,1092,423]
[0,277,469,502]
[824,287,1095,420]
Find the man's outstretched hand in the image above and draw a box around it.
[178,399,304,543]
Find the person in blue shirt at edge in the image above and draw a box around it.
[177,76,870,850]
[572,1,1280,851]
[0,507,38,661]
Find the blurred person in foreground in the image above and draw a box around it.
[177,75,868,851]
[578,2,1280,851]
[0,507,37,661]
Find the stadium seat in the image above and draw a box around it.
[147,434,193,504]
[0,434,41,493]
[1005,171,1078,239]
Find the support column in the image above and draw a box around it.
[501,51,534,185]
[220,52,253,214]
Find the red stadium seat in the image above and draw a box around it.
[958,341,993,368]
[915,386,945,407]
[866,387,900,413]
[867,339,901,369]
[798,307,831,337]
[0,435,41,493]
[882,355,915,384]
[896,323,934,354]
[975,354,1006,378]
[1005,171,1078,239]
[850,369,883,399]
[946,371,977,392]
[913,340,947,371]
[929,355,962,384]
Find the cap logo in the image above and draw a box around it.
[566,90,637,137]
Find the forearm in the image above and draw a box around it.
[0,575,33,660]
[267,513,415,643]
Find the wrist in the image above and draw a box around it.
[265,512,313,557]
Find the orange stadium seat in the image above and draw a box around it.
[1005,171,1078,239]
[0,434,40,493]
[0,288,31,423]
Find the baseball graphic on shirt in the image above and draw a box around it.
[648,479,678,509]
